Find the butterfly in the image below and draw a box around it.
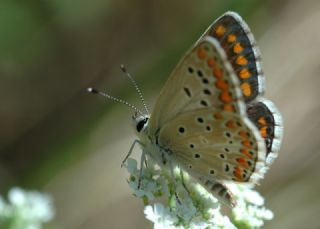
[89,11,283,207]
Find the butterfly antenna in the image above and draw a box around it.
[87,87,144,115]
[120,64,149,114]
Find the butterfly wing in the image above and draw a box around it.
[159,108,266,183]
[198,11,264,103]
[247,99,283,165]
[198,11,283,163]
[148,37,266,184]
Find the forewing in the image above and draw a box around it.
[198,11,264,103]
[149,37,247,136]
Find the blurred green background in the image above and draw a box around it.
[1,0,320,228]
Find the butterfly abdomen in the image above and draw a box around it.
[199,178,235,207]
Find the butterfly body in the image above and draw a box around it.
[131,11,283,207]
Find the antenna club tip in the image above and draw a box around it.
[87,87,98,94]
[120,64,127,72]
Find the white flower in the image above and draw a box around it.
[0,196,5,210]
[124,158,274,228]
[144,203,179,228]
[227,183,274,228]
[126,158,162,201]
[213,213,237,229]
[8,188,26,206]
[0,187,55,229]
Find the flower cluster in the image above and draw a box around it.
[0,187,55,229]
[124,158,273,228]
[229,183,274,228]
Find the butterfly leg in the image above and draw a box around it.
[137,150,146,189]
[121,139,143,168]
[166,157,182,204]
[180,169,190,195]
[199,178,236,208]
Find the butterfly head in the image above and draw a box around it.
[132,112,150,135]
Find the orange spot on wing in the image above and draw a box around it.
[239,130,248,138]
[241,148,253,158]
[237,158,249,168]
[260,126,268,138]
[214,113,223,119]
[233,43,244,54]
[234,167,242,179]
[215,79,228,90]
[240,82,251,97]
[213,68,223,79]
[258,117,267,126]
[215,25,226,37]
[220,91,233,103]
[207,58,215,67]
[224,104,235,112]
[242,140,252,148]
[197,48,206,59]
[226,120,236,128]
[236,56,248,65]
[227,34,236,42]
[239,68,250,79]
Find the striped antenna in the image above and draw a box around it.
[120,64,149,114]
[87,87,144,115]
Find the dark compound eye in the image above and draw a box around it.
[136,118,148,132]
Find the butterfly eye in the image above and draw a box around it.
[136,118,148,132]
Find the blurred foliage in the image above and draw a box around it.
[0,1,51,70]
[43,0,113,27]
[0,187,54,229]
[1,0,319,228]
